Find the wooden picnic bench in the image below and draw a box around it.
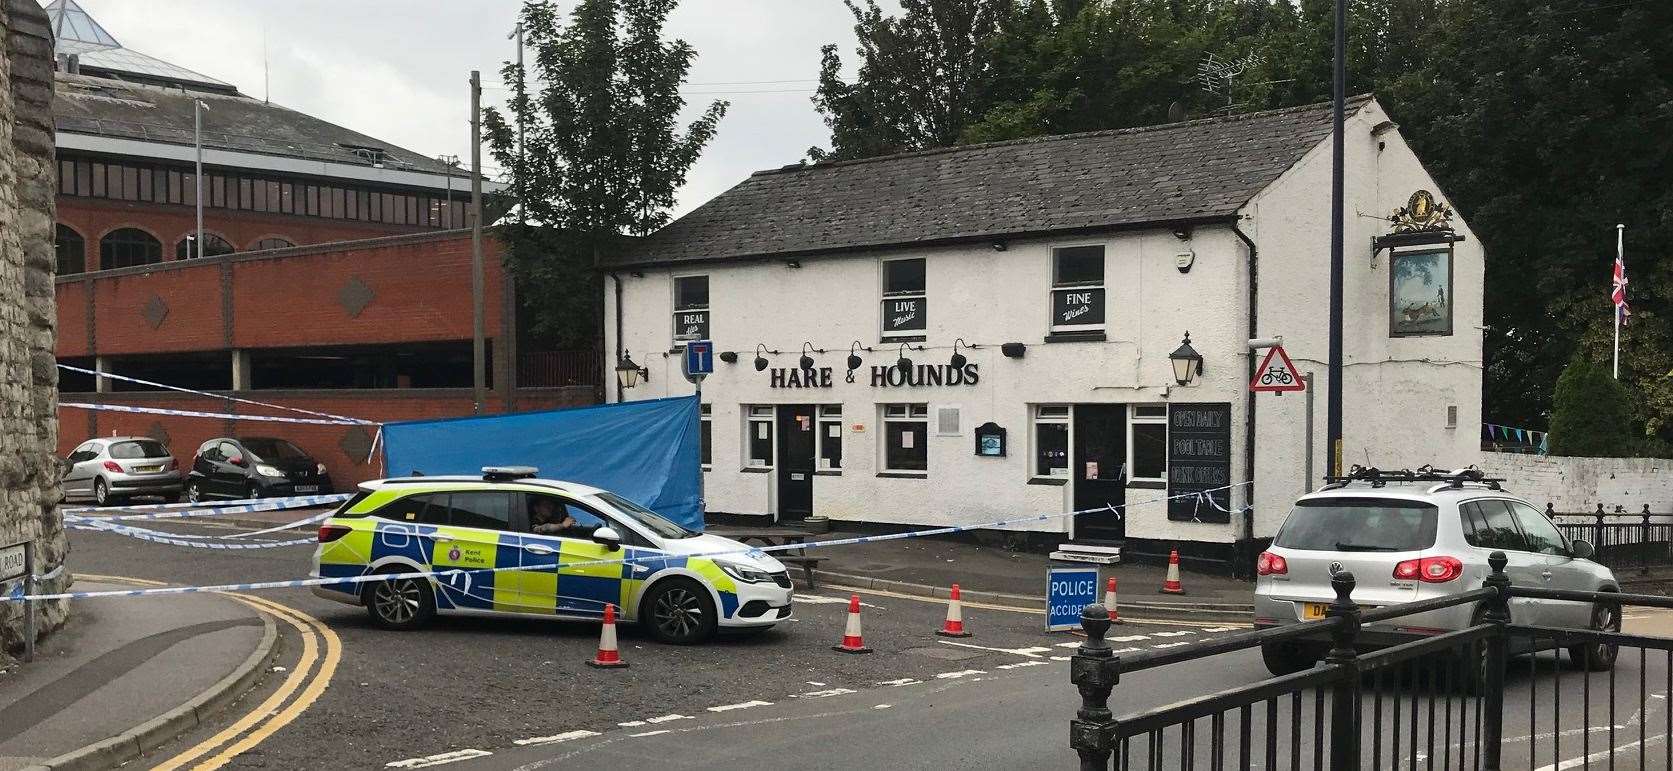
[706,526,827,589]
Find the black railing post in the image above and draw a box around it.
[1595,504,1606,553]
[1071,603,1117,771]
[1481,551,1512,771]
[1324,569,1361,770]
[1643,506,1653,575]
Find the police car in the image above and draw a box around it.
[310,467,794,644]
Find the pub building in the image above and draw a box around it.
[603,96,1484,568]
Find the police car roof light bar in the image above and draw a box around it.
[483,466,539,482]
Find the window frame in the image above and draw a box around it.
[1050,244,1107,333]
[881,402,929,474]
[817,404,843,472]
[1127,404,1168,484]
[672,274,710,345]
[880,257,928,341]
[745,405,774,469]
[99,228,163,270]
[1033,404,1071,479]
[1460,499,1532,553]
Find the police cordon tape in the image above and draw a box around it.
[58,363,376,425]
[4,563,66,600]
[5,481,1252,603]
[62,493,352,519]
[60,401,369,426]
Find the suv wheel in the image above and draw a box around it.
[364,570,435,630]
[1569,597,1621,671]
[642,578,717,645]
[1261,641,1317,676]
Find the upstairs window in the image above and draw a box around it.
[1050,245,1105,333]
[100,228,162,270]
[881,258,926,340]
[55,224,85,275]
[673,275,709,343]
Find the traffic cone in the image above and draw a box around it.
[1104,577,1123,624]
[833,594,873,653]
[936,583,972,637]
[1159,549,1187,595]
[587,603,629,668]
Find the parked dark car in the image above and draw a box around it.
[186,436,332,502]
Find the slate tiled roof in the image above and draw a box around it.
[612,96,1374,267]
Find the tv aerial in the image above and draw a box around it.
[1196,52,1275,115]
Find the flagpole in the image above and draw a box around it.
[1615,223,1624,379]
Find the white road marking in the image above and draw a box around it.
[1056,642,1083,648]
[513,730,600,747]
[1535,733,1668,771]
[1202,626,1240,632]
[995,661,1050,670]
[805,681,826,686]
[1050,656,1071,661]
[876,678,922,687]
[935,669,986,679]
[793,688,857,698]
[617,720,646,727]
[1151,630,1193,637]
[1111,647,1141,654]
[937,640,1050,658]
[386,749,493,768]
[873,704,892,710]
[707,700,774,713]
[794,594,881,608]
[645,714,691,724]
[1152,642,1190,649]
[1110,635,1151,642]
[628,730,672,738]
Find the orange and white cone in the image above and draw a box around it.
[587,603,629,668]
[936,583,973,637]
[1159,549,1187,595]
[833,594,873,653]
[1104,577,1123,624]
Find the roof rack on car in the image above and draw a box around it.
[1320,464,1503,491]
[482,466,539,482]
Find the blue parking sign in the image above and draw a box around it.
[683,340,714,380]
[1046,566,1100,631]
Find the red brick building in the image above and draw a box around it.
[48,1,597,486]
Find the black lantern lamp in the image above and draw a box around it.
[753,343,770,372]
[847,341,866,372]
[615,350,650,389]
[950,338,973,369]
[799,342,817,370]
[1169,332,1203,386]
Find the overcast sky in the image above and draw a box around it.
[75,0,875,217]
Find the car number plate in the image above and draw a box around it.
[1302,602,1329,620]
[293,485,319,493]
[134,465,161,473]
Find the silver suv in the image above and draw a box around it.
[1254,468,1619,676]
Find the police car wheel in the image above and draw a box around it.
[643,579,717,644]
[364,573,435,630]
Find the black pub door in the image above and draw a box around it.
[776,406,816,521]
[1073,404,1127,541]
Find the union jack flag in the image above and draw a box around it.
[1613,254,1630,323]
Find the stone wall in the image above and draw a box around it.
[1486,451,1673,514]
[0,0,69,661]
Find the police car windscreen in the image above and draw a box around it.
[597,491,695,539]
[1273,498,1438,552]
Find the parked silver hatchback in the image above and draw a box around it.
[1254,468,1619,676]
[62,437,184,505]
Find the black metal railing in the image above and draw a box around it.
[517,350,600,388]
[1069,552,1672,769]
[1553,505,1673,573]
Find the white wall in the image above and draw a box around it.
[1243,98,1485,536]
[1487,451,1673,513]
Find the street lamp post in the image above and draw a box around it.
[1326,0,1347,477]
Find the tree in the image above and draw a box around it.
[484,0,726,348]
[1548,355,1637,457]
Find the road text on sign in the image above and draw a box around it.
[1047,566,1100,631]
[1250,344,1306,394]
[0,541,24,584]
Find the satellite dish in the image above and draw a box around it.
[1167,101,1186,123]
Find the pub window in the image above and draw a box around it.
[1050,245,1105,332]
[700,403,712,469]
[1034,405,1070,478]
[882,403,928,473]
[1128,404,1168,483]
[880,257,926,340]
[672,275,709,343]
[55,224,85,275]
[99,228,162,270]
[746,405,774,468]
[817,404,843,471]
[175,233,235,260]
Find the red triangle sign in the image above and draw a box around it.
[1251,345,1306,393]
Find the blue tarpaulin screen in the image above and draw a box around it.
[381,396,703,531]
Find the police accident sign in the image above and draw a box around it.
[1047,566,1100,631]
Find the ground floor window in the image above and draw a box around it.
[818,404,843,470]
[746,405,774,467]
[1034,405,1070,477]
[882,403,928,472]
[1129,404,1168,482]
[700,404,712,468]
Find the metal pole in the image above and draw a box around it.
[696,378,705,518]
[1303,372,1315,492]
[1614,224,1624,379]
[470,70,486,414]
[23,542,35,663]
[1480,552,1512,770]
[510,23,526,226]
[1326,0,1346,478]
[1325,571,1361,770]
[194,99,205,260]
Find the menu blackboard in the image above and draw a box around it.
[1167,403,1233,523]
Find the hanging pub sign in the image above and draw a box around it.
[1166,403,1233,523]
[881,297,927,336]
[1051,287,1104,328]
[1389,249,1453,337]
[673,309,709,342]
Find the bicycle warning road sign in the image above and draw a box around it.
[1251,344,1306,394]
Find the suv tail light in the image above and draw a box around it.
[318,525,351,544]
[1393,556,1464,583]
[1256,551,1288,576]
[102,460,122,473]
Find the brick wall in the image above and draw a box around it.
[56,195,430,273]
[1486,451,1673,513]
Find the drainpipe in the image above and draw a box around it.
[611,271,624,404]
[1232,221,1258,548]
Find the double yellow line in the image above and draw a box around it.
[82,574,341,770]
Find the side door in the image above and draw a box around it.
[62,443,98,497]
[1509,500,1595,629]
[519,494,635,619]
[1460,499,1548,627]
[213,440,246,496]
[426,491,521,613]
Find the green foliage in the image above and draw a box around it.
[1548,355,1636,458]
[810,0,1673,444]
[484,0,726,347]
